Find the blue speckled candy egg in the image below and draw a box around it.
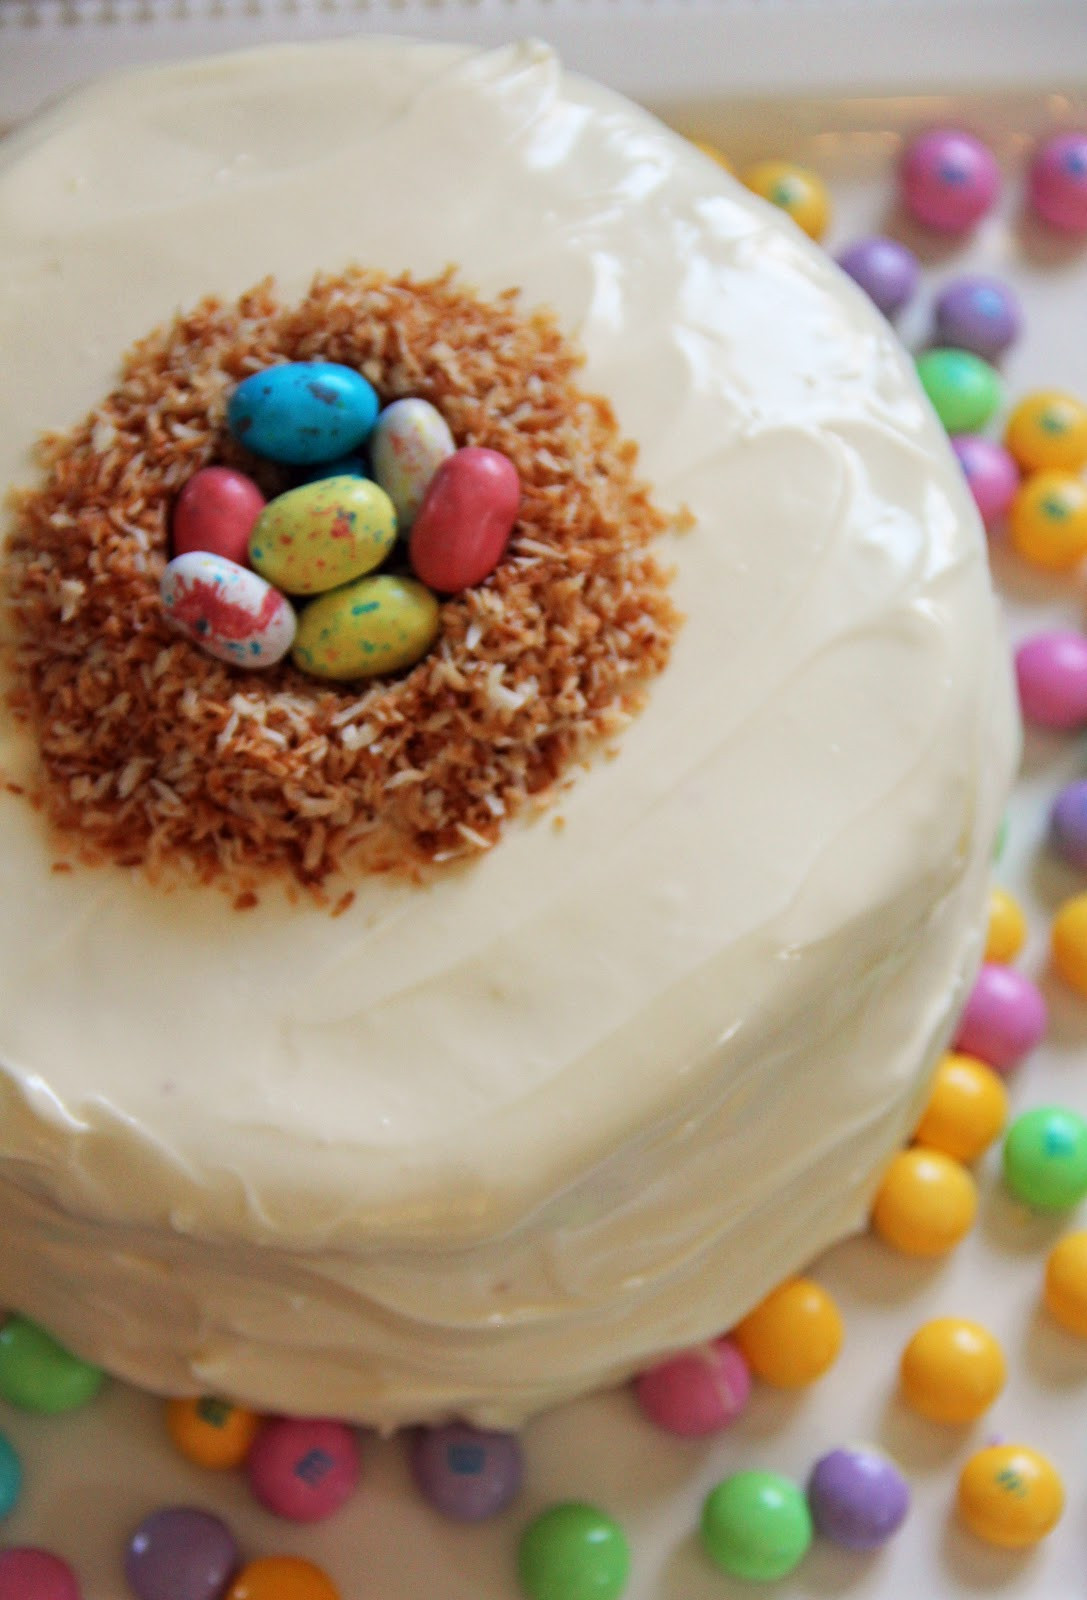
[292,574,439,680]
[249,477,397,596]
[227,362,379,465]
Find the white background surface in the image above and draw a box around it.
[2,10,1087,1599]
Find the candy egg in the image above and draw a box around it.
[733,1277,844,1387]
[161,552,296,668]
[1015,631,1087,729]
[836,236,920,317]
[227,362,379,465]
[634,1337,751,1436]
[370,398,455,531]
[871,1149,977,1256]
[518,1504,630,1600]
[0,1317,104,1414]
[900,1317,1005,1423]
[0,1434,21,1519]
[1052,892,1087,996]
[1008,470,1087,571]
[957,1445,1063,1548]
[1029,131,1087,234]
[172,467,266,565]
[900,129,1000,232]
[409,447,519,593]
[292,574,439,681]
[950,435,1019,529]
[933,276,1022,361]
[1005,389,1087,473]
[913,1052,1008,1163]
[226,1558,341,1600]
[165,1396,262,1471]
[248,477,396,596]
[984,887,1027,963]
[409,1423,523,1521]
[1004,1106,1087,1210]
[701,1472,812,1582]
[298,454,368,485]
[743,160,831,240]
[1044,1230,1087,1337]
[1050,781,1087,871]
[953,962,1048,1072]
[0,1549,82,1600]
[806,1447,909,1550]
[125,1506,239,1600]
[246,1418,360,1523]
[915,349,1003,433]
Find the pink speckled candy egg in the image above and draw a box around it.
[0,1548,81,1600]
[901,129,1000,232]
[954,964,1048,1075]
[1030,132,1087,235]
[247,1418,360,1522]
[172,467,266,565]
[1015,632,1087,730]
[951,435,1019,528]
[635,1337,751,1437]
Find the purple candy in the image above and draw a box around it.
[807,1447,909,1550]
[1015,632,1087,730]
[124,1507,237,1600]
[951,435,1019,528]
[836,237,920,317]
[410,1423,523,1521]
[954,963,1048,1074]
[1050,779,1087,872]
[934,276,1022,361]
[1030,131,1087,235]
[901,129,1000,232]
[635,1337,751,1437]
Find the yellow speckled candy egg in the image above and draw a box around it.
[293,574,440,680]
[249,476,396,596]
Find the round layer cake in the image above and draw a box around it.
[0,38,1016,1428]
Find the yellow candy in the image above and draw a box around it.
[871,1147,977,1255]
[249,477,397,596]
[1044,1230,1087,1337]
[1008,470,1087,570]
[742,160,831,241]
[914,1052,1008,1164]
[957,1445,1064,1548]
[226,1557,341,1600]
[985,886,1027,963]
[1052,892,1087,997]
[1005,389,1087,473]
[292,573,439,681]
[165,1396,262,1470]
[732,1277,844,1387]
[900,1317,1005,1423]
[692,139,734,173]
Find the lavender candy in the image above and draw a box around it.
[934,276,1022,361]
[807,1446,910,1550]
[836,237,920,317]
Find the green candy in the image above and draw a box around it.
[518,1503,631,1600]
[1004,1107,1087,1211]
[0,1316,105,1414]
[701,1471,812,1583]
[916,348,1003,433]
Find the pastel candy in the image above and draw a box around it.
[292,575,439,681]
[370,398,455,531]
[249,477,396,596]
[227,362,379,465]
[409,447,520,593]
[172,467,266,565]
[161,552,296,668]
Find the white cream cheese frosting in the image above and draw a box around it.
[0,38,1017,1427]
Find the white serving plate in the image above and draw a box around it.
[2,16,1087,1598]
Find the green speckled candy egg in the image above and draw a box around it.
[248,476,396,596]
[292,574,440,680]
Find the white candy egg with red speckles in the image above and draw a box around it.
[370,398,455,532]
[161,551,296,668]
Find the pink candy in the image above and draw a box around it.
[409,447,519,593]
[173,467,266,566]
[246,1417,360,1522]
[954,963,1048,1075]
[635,1337,751,1437]
[901,129,1000,233]
[951,435,1019,529]
[0,1549,81,1600]
[1015,631,1087,730]
[1030,132,1087,235]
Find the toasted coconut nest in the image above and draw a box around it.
[2,269,680,898]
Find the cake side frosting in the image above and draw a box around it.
[0,38,1018,1425]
